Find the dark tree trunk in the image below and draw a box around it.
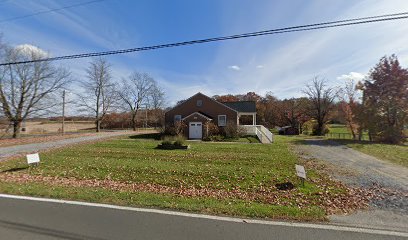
[96,119,101,132]
[12,121,22,138]
[349,123,356,140]
[316,119,324,136]
[131,112,137,131]
[358,128,362,141]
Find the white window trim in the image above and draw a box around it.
[218,115,226,126]
[174,115,182,123]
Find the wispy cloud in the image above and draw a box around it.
[228,65,240,71]
[15,44,48,57]
[337,72,366,82]
[206,0,408,99]
[2,0,408,106]
[1,0,135,52]
[154,71,216,106]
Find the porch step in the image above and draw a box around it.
[257,130,272,144]
[256,126,273,144]
[259,132,271,144]
[241,125,273,144]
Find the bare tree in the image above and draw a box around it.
[148,83,165,128]
[0,43,70,138]
[338,80,360,139]
[149,83,165,110]
[118,72,155,131]
[78,57,116,132]
[303,77,336,135]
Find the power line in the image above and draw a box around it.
[1,12,408,66]
[0,0,105,24]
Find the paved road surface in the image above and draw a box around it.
[0,195,406,240]
[0,131,150,161]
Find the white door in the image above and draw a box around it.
[189,122,202,139]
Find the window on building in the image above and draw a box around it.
[218,115,226,126]
[196,99,203,107]
[174,115,182,123]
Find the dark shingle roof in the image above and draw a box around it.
[198,111,213,119]
[221,101,256,113]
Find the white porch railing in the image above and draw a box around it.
[258,125,273,143]
[241,125,273,144]
[241,125,257,135]
[254,127,261,142]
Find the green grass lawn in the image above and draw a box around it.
[327,124,370,140]
[334,139,408,167]
[327,124,349,134]
[226,136,260,143]
[327,125,407,167]
[0,134,355,221]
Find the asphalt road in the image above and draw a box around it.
[0,195,406,240]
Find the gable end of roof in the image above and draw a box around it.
[166,92,239,114]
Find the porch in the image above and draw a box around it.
[237,112,257,126]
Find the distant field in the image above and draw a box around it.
[326,124,370,140]
[0,121,95,135]
[327,124,349,134]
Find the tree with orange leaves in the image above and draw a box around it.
[360,55,408,143]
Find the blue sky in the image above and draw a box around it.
[1,0,408,107]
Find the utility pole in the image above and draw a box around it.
[62,90,65,135]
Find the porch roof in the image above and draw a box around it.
[221,101,256,113]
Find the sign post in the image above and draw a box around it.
[295,164,306,186]
[27,153,40,167]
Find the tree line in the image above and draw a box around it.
[1,37,406,143]
[213,55,408,144]
[0,39,165,138]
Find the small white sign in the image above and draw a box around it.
[27,153,40,165]
[295,164,306,179]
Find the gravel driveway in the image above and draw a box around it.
[0,131,150,161]
[294,139,408,231]
[295,139,408,191]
